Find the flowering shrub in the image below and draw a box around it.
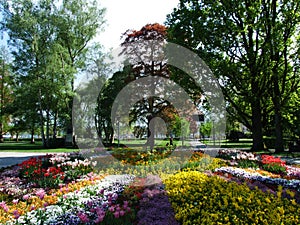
[164,171,300,224]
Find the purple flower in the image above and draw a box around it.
[13,210,20,219]
[77,212,89,223]
[113,211,120,218]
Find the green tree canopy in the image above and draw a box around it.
[166,0,300,151]
[0,0,106,147]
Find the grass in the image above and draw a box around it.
[1,139,299,158]
[201,138,253,148]
[0,141,78,153]
[117,139,181,147]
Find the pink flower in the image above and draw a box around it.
[35,189,46,200]
[0,201,9,212]
[119,210,125,216]
[12,199,19,205]
[109,206,115,212]
[94,214,105,223]
[125,207,131,213]
[95,207,105,222]
[77,212,90,223]
[23,194,30,200]
[113,211,120,218]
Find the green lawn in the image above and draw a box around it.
[0,141,78,153]
[117,139,185,147]
[201,138,253,148]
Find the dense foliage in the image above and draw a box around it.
[166,0,300,151]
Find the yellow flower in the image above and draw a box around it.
[265,197,271,204]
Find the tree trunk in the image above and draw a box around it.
[147,115,155,151]
[109,127,114,145]
[0,58,4,143]
[251,98,264,151]
[30,127,35,144]
[46,110,50,148]
[38,98,46,148]
[273,74,284,152]
[274,110,284,152]
[0,123,3,143]
[53,110,58,139]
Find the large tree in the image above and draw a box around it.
[166,0,300,151]
[0,47,13,142]
[120,23,171,149]
[0,0,106,147]
[54,0,106,146]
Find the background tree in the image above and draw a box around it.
[120,23,173,149]
[95,66,130,145]
[74,43,109,147]
[0,0,106,147]
[0,47,13,142]
[166,0,300,151]
[54,0,106,146]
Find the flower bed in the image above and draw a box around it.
[0,149,299,224]
[215,166,300,191]
[0,153,105,224]
[111,146,175,166]
[164,170,300,224]
[6,175,137,225]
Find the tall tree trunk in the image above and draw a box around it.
[53,110,58,139]
[147,114,155,151]
[46,110,50,148]
[273,74,284,152]
[38,89,46,148]
[30,127,35,144]
[274,108,284,152]
[109,127,114,145]
[16,132,19,142]
[0,59,5,143]
[251,95,264,151]
[0,123,3,143]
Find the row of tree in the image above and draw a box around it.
[1,0,299,152]
[166,0,300,152]
[0,0,106,147]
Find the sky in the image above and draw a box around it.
[0,0,179,51]
[97,0,179,50]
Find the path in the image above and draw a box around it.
[0,152,50,168]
